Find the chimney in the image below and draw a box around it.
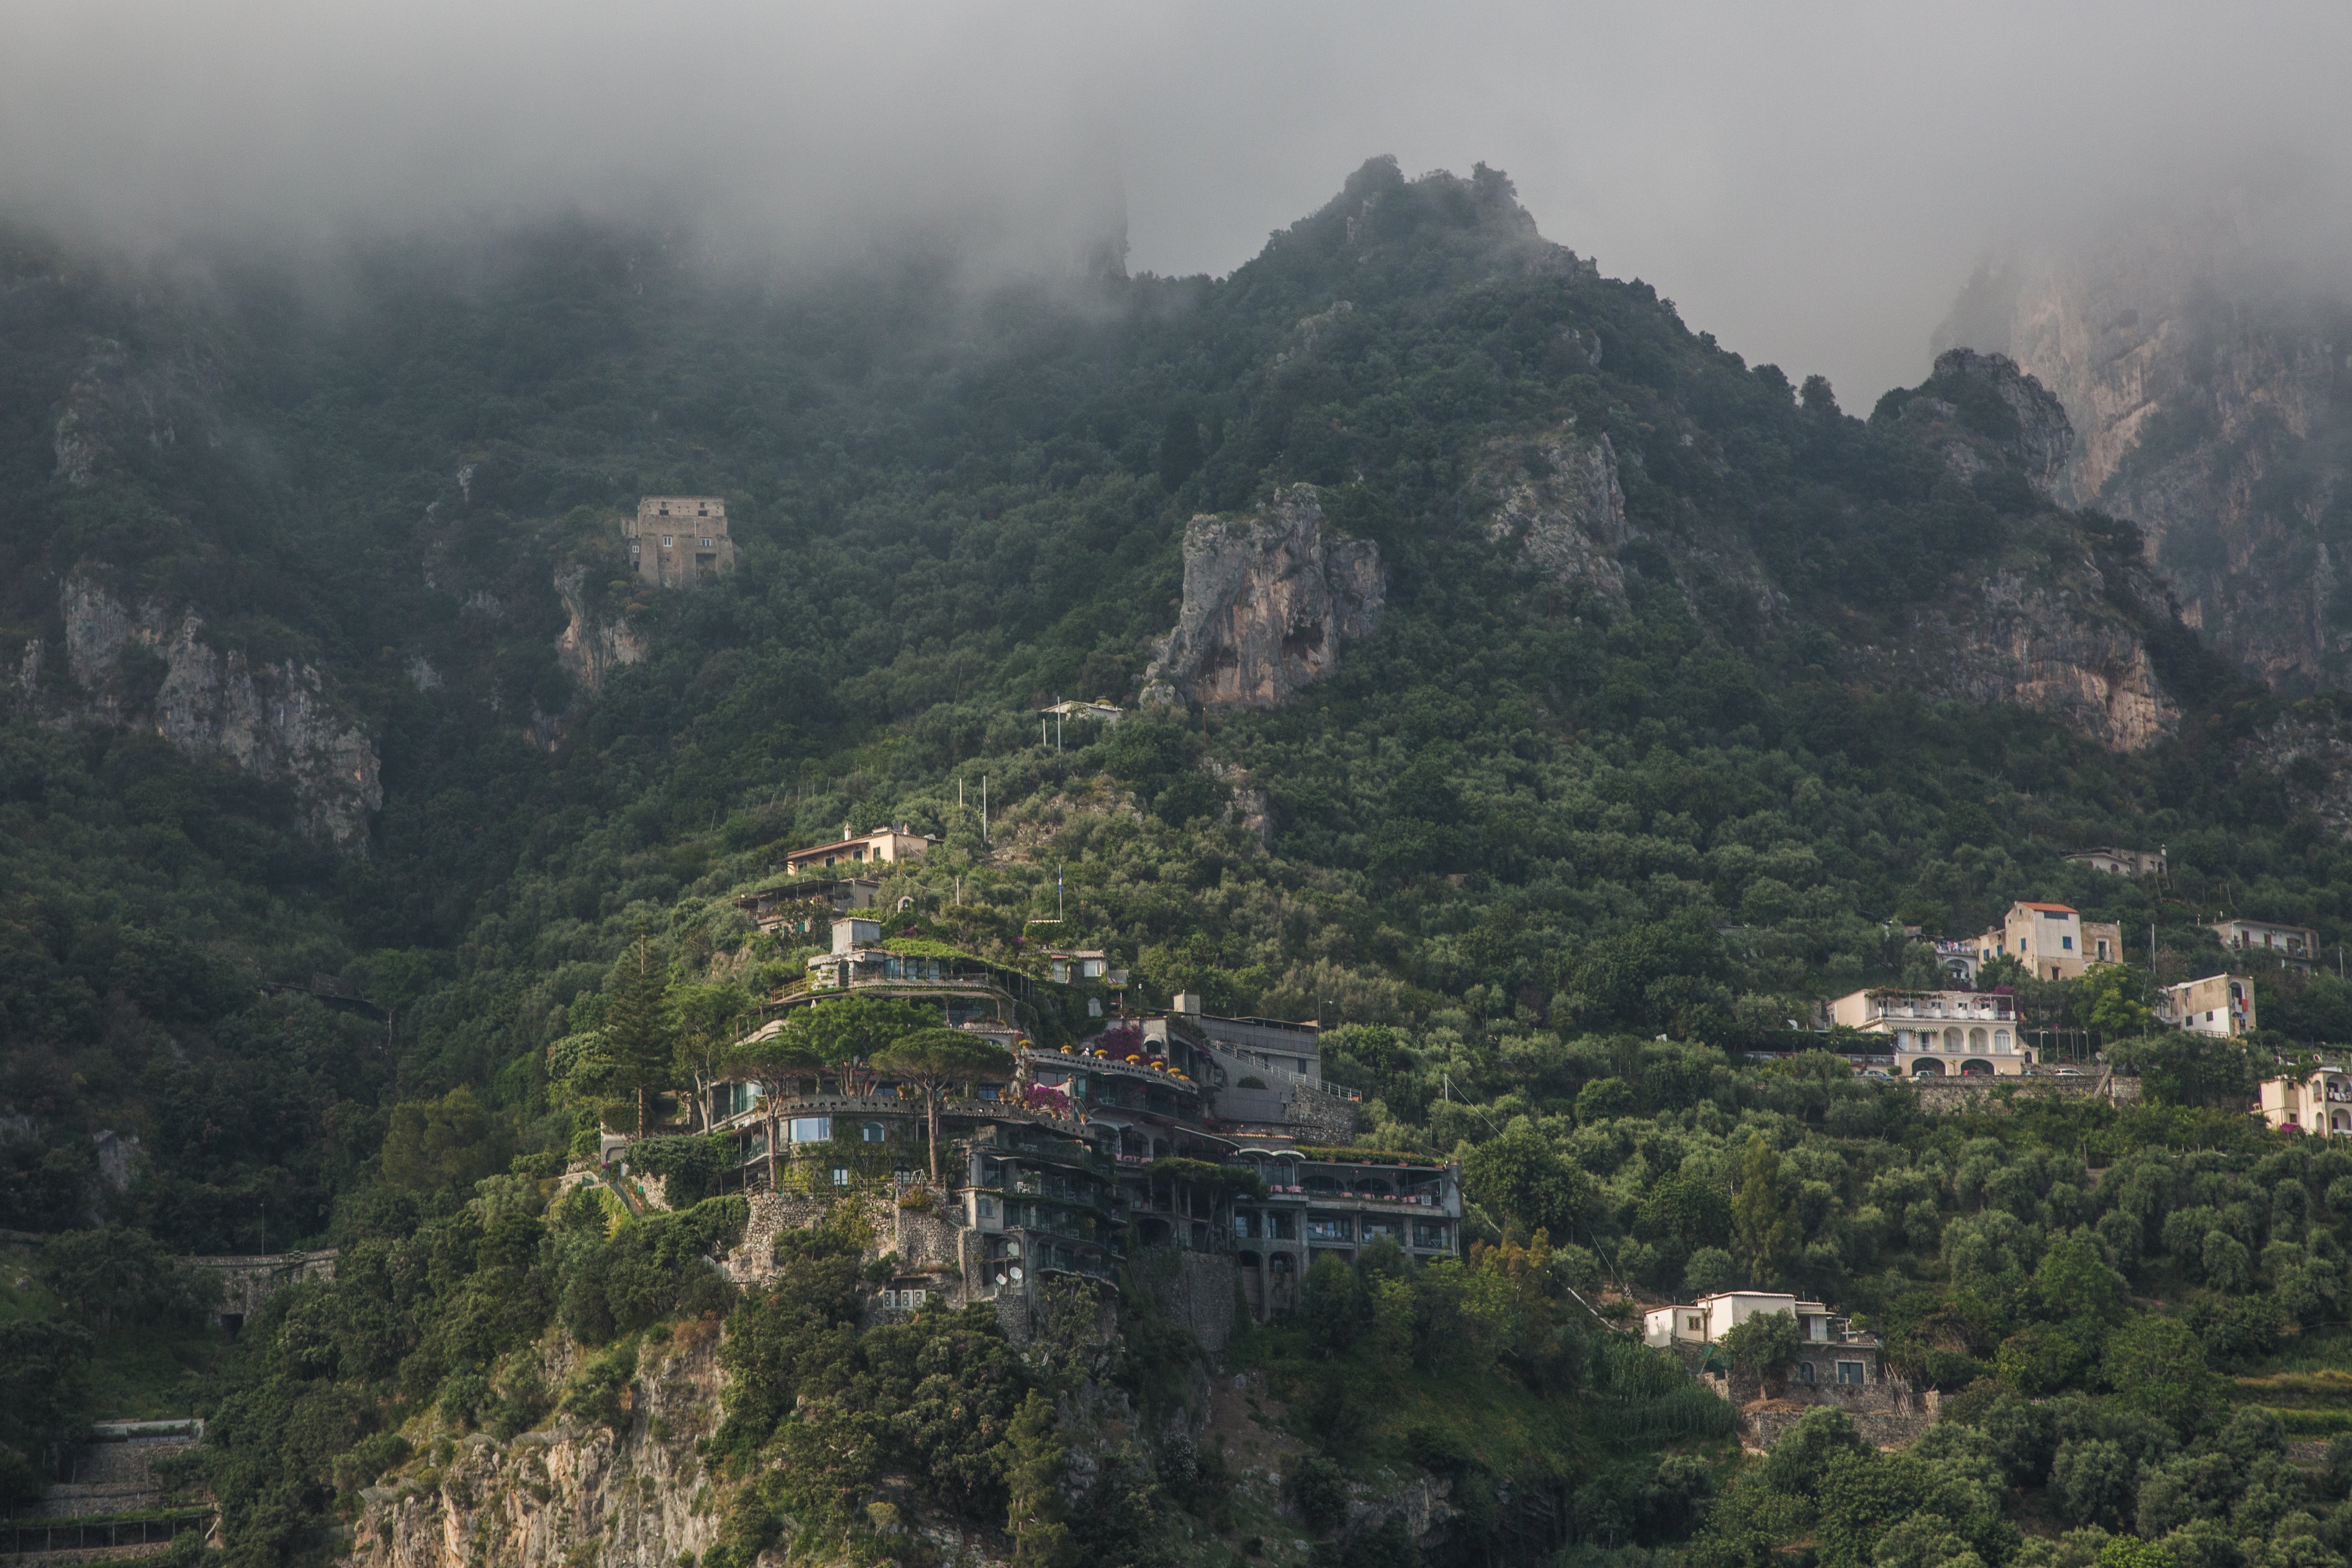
[833,916,880,955]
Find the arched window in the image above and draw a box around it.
[863,1123,887,1143]
[1969,1028,1988,1053]
[1943,1028,1962,1052]
[1994,1030,2010,1051]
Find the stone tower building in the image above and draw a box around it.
[626,497,735,587]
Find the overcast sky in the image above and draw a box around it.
[8,1,2349,404]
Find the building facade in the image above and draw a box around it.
[625,497,735,587]
[2157,973,2256,1037]
[2258,1062,2352,1135]
[1827,987,2026,1076]
[1642,1291,1884,1385]
[1980,902,2122,981]
[783,826,936,877]
[2212,918,2321,971]
[2065,846,2168,879]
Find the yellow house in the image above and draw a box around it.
[783,825,935,877]
[2259,1063,2352,1136]
[1979,902,2122,981]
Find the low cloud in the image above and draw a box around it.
[8,1,2351,401]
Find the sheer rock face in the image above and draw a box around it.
[1144,486,1384,708]
[2239,705,2352,839]
[553,568,647,694]
[351,1332,731,1568]
[1899,563,2180,752]
[43,571,382,845]
[1931,349,2076,493]
[1936,220,2351,688]
[1469,428,1631,605]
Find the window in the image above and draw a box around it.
[1306,1216,1350,1242]
[832,1167,849,1186]
[1837,1361,1865,1385]
[1687,1315,1704,1332]
[1798,1361,1816,1384]
[977,1196,996,1219]
[2062,935,2074,950]
[701,538,714,548]
[789,1117,830,1143]
[863,1122,887,1143]
[1234,1212,1257,1238]
[662,535,673,547]
[1412,1220,1446,1248]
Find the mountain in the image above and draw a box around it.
[1935,201,2352,693]
[4,160,2352,1568]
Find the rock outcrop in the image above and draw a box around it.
[1468,427,1632,605]
[351,1327,730,1568]
[1935,214,2351,687]
[2240,703,2352,838]
[1143,487,1384,708]
[1898,563,2179,752]
[36,571,382,845]
[553,568,647,695]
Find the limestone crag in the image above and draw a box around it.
[2238,704,2352,839]
[351,1329,730,1568]
[39,571,382,845]
[1898,564,2179,752]
[1143,486,1383,708]
[1929,349,2076,494]
[1936,216,2351,687]
[552,569,648,695]
[1468,427,1632,605]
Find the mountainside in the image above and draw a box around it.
[1936,208,2352,692]
[9,161,2352,1568]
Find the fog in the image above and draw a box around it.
[9,0,2352,403]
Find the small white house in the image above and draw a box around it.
[1641,1291,1880,1385]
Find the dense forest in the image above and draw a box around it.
[6,158,2352,1568]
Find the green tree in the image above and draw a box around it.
[1460,1124,1593,1239]
[2074,963,2153,1039]
[796,997,946,1096]
[723,1025,825,1192]
[1719,1308,1802,1391]
[2103,1314,2219,1438]
[1002,1389,1074,1567]
[604,938,679,1136]
[1731,1134,1803,1287]
[38,1227,214,1337]
[382,1086,512,1192]
[673,981,753,1131]
[871,1030,1015,1182]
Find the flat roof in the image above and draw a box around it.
[2017,902,2078,913]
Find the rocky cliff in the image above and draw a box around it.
[352,1327,732,1568]
[1143,487,1384,708]
[1898,561,2179,751]
[1467,426,1632,606]
[553,568,648,696]
[1936,214,2352,689]
[21,571,383,845]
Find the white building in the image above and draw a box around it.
[2259,1062,2352,1136]
[1641,1291,1880,1385]
[1826,988,2026,1077]
[2157,973,2255,1037]
[2212,918,2321,972]
[2065,846,2167,879]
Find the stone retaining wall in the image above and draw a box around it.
[1910,1072,2138,1116]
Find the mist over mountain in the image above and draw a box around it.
[10,122,2352,1568]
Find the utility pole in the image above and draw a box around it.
[1056,710,1064,752]
[982,776,988,846]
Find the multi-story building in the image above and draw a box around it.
[1642,1290,1883,1385]
[2259,1062,2352,1136]
[2065,846,2168,879]
[1826,987,2026,1077]
[783,826,935,877]
[736,877,880,935]
[698,923,1459,1323]
[625,496,735,587]
[2157,973,2256,1037]
[1979,902,2123,981]
[2212,918,2322,972]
